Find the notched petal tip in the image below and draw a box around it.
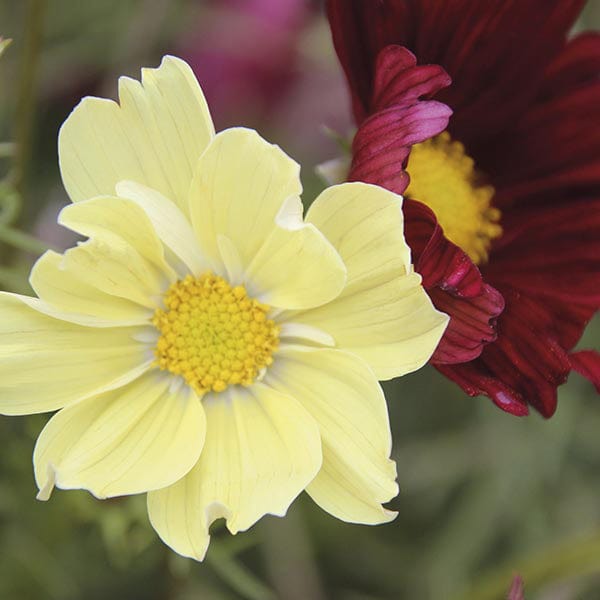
[58,54,214,208]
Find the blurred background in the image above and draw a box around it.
[0,1,599,599]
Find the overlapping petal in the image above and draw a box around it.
[403,200,504,364]
[59,55,214,213]
[54,215,168,312]
[244,214,347,310]
[349,46,452,195]
[147,384,322,560]
[188,128,346,309]
[266,347,397,524]
[34,371,205,500]
[116,180,211,276]
[58,196,177,306]
[288,182,448,379]
[188,127,302,269]
[28,251,151,327]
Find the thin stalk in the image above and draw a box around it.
[0,224,52,254]
[13,0,46,196]
[455,531,600,600]
[206,542,276,600]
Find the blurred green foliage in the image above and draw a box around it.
[0,1,599,599]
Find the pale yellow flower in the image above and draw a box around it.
[0,56,448,560]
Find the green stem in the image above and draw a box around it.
[206,542,276,600]
[0,224,51,254]
[0,183,21,225]
[13,0,46,196]
[0,265,26,290]
[456,531,600,600]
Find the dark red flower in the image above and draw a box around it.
[327,0,600,417]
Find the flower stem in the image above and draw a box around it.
[13,0,46,196]
[206,540,276,600]
[0,224,50,254]
[456,531,600,600]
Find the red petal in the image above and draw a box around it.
[327,0,585,145]
[485,197,600,350]
[349,102,451,195]
[436,363,529,417]
[439,287,575,418]
[326,0,409,121]
[480,32,600,202]
[371,45,451,111]
[429,285,503,364]
[442,32,600,415]
[404,200,504,364]
[570,351,600,393]
[540,33,600,97]
[405,200,482,297]
[348,47,452,195]
[486,85,600,196]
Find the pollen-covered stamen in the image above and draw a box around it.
[152,273,279,394]
[405,131,502,264]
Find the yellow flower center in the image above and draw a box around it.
[405,131,502,264]
[152,273,279,394]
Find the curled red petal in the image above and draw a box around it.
[348,47,452,195]
[404,200,484,297]
[429,285,503,364]
[404,200,504,364]
[371,45,451,111]
[349,102,451,195]
[439,287,576,418]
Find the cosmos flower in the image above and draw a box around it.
[327,0,600,417]
[0,56,448,560]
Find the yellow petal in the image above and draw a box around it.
[28,251,151,327]
[59,196,176,280]
[0,293,150,415]
[56,197,176,309]
[27,196,178,325]
[116,181,211,276]
[34,371,205,500]
[147,383,322,561]
[59,55,214,213]
[308,182,412,282]
[266,347,398,525]
[188,128,302,272]
[244,196,346,309]
[60,241,162,309]
[296,182,448,379]
[278,323,335,346]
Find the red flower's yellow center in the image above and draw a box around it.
[152,273,279,394]
[406,131,502,264]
